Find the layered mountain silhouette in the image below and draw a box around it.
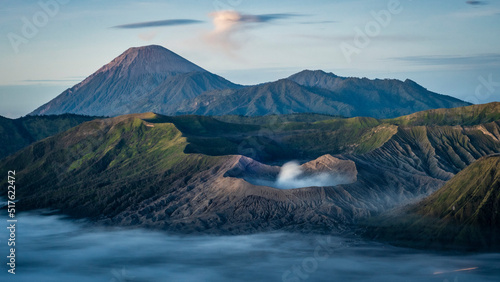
[30,45,470,118]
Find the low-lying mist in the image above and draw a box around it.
[2,212,499,282]
[248,161,350,189]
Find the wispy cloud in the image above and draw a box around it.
[204,10,298,55]
[452,2,500,18]
[138,30,158,41]
[299,20,338,25]
[112,19,203,29]
[453,9,500,18]
[298,34,429,43]
[449,1,500,18]
[23,78,83,82]
[466,0,487,5]
[390,54,500,68]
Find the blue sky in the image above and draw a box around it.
[1,0,500,118]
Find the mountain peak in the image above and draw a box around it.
[96,45,205,77]
[290,69,339,79]
[30,45,212,116]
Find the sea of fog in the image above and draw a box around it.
[0,212,499,282]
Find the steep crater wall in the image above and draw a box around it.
[224,154,357,189]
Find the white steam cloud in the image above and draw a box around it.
[249,161,348,190]
[275,161,346,189]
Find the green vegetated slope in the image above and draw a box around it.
[362,154,500,251]
[213,113,342,125]
[0,114,98,159]
[144,114,397,162]
[1,113,226,219]
[345,104,500,212]
[145,103,500,165]
[389,102,500,126]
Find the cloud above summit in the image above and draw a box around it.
[204,10,297,54]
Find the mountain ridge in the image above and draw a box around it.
[287,70,470,118]
[29,45,471,119]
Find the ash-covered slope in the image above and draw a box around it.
[30,45,238,117]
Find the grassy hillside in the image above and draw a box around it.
[213,113,344,125]
[144,103,500,163]
[0,114,98,159]
[143,114,397,162]
[388,102,500,126]
[363,154,500,251]
[1,113,226,219]
[3,102,499,162]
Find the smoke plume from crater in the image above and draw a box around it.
[250,161,350,189]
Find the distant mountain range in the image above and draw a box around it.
[30,45,470,118]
